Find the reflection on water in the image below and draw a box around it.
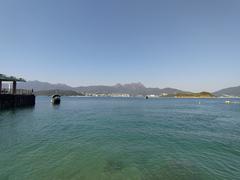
[0,106,35,120]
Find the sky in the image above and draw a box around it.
[0,0,240,92]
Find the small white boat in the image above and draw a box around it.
[225,101,231,104]
[225,100,240,104]
[51,95,61,105]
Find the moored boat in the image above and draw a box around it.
[51,95,61,105]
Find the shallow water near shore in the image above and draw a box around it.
[0,97,240,180]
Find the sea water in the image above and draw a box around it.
[0,97,240,180]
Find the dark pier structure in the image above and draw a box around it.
[0,74,35,109]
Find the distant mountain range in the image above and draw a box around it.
[15,81,187,96]
[17,81,73,91]
[34,90,84,96]
[4,80,240,97]
[74,83,187,96]
[213,86,240,97]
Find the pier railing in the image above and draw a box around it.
[0,88,33,95]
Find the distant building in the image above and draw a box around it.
[160,93,168,97]
[149,95,156,97]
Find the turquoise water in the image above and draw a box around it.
[0,97,240,180]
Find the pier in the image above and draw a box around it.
[0,74,35,109]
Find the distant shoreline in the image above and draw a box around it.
[35,95,240,99]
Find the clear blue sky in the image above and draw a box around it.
[1,0,240,92]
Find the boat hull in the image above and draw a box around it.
[51,97,61,105]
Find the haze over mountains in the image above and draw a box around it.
[8,80,239,97]
[16,81,186,96]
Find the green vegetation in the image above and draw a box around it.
[175,92,215,98]
[0,74,25,82]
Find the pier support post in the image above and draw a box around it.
[13,81,16,95]
[0,81,2,94]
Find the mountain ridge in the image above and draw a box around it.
[7,80,240,96]
[214,85,240,97]
[16,81,187,96]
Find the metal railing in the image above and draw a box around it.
[0,88,33,95]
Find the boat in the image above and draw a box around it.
[225,101,231,104]
[51,95,61,105]
[225,100,240,104]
